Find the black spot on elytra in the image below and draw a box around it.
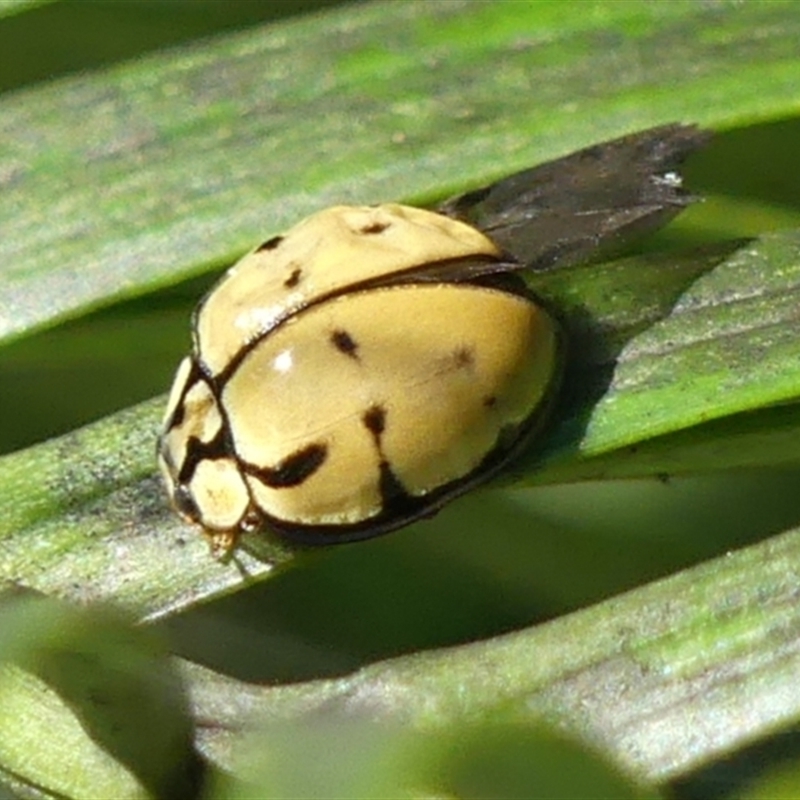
[483,395,497,409]
[377,459,407,504]
[256,235,284,252]
[362,405,386,438]
[330,329,359,359]
[284,267,302,288]
[250,443,327,488]
[359,220,390,234]
[453,346,475,369]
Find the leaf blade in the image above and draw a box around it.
[2,0,800,344]
[2,231,799,618]
[187,521,800,784]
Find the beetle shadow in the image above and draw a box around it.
[517,237,750,471]
[162,489,595,684]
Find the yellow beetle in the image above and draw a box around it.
[158,124,707,554]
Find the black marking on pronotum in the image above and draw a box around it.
[177,426,230,486]
[256,235,284,252]
[284,267,302,288]
[162,357,206,433]
[169,396,187,430]
[362,405,386,439]
[331,329,360,359]
[245,443,328,488]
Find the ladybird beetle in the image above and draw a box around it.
[158,124,708,554]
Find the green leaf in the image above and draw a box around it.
[210,716,657,800]
[1,231,799,618]
[189,522,800,786]
[0,397,288,618]
[2,0,800,345]
[522,230,800,468]
[0,0,51,20]
[741,761,800,800]
[3,1,800,795]
[0,592,196,800]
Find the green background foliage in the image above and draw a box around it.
[1,1,800,797]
